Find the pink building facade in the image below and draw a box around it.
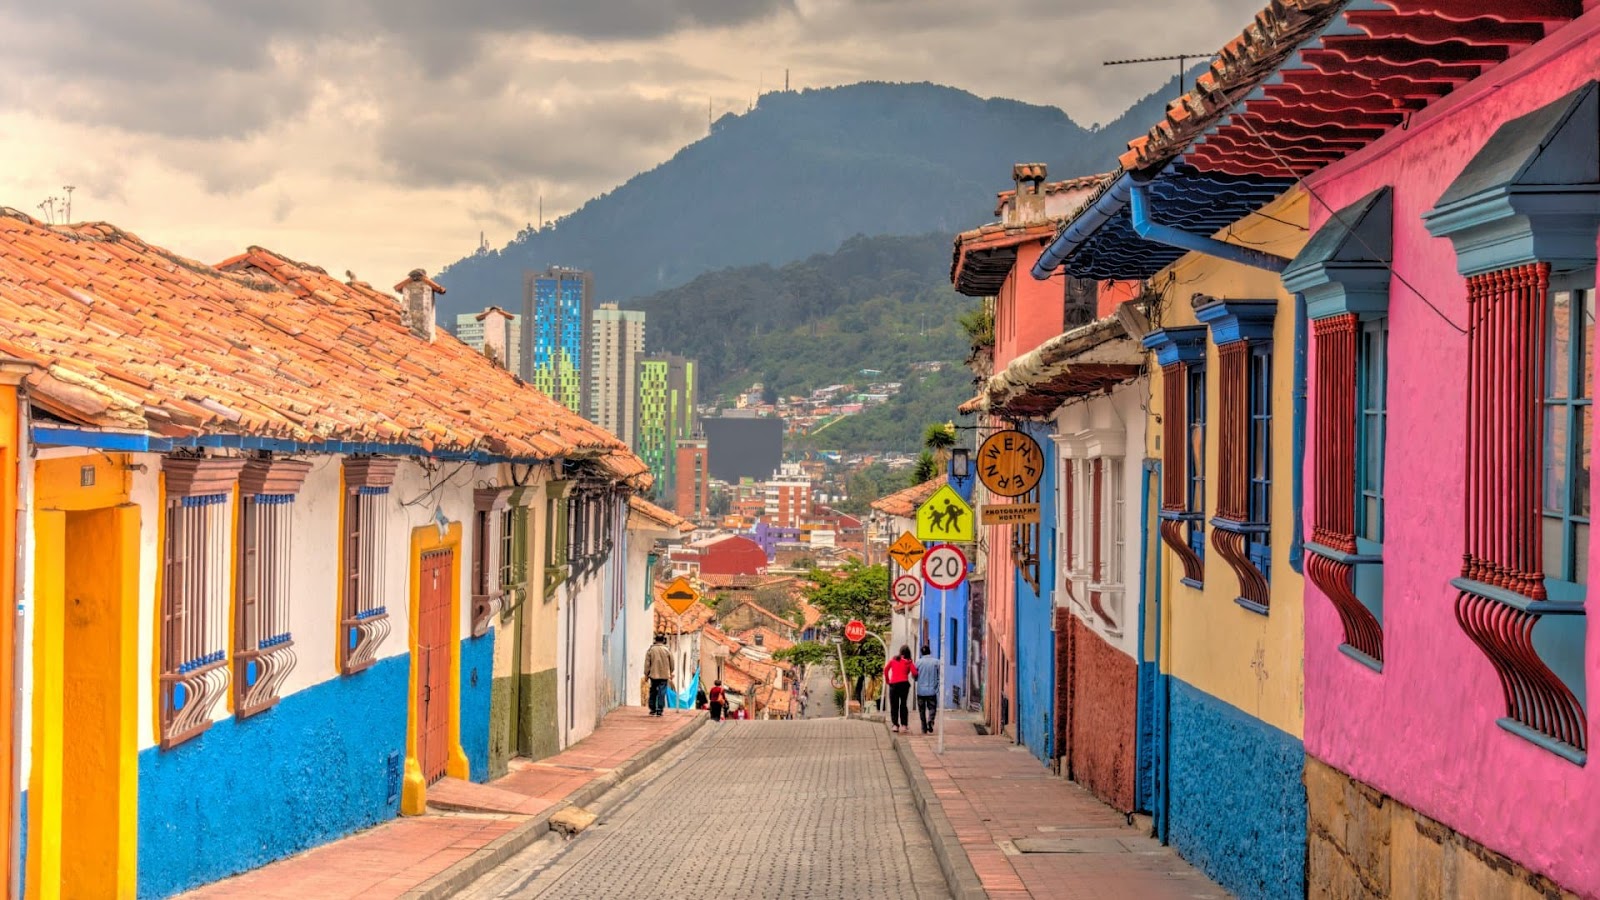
[1289,13,1600,894]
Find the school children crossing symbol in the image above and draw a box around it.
[915,484,975,543]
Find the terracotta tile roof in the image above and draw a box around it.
[753,684,794,717]
[629,496,692,533]
[961,314,1144,417]
[721,599,797,632]
[702,625,742,654]
[992,173,1110,217]
[654,601,715,634]
[734,626,796,653]
[0,211,646,479]
[719,663,757,693]
[870,474,946,518]
[797,599,824,629]
[1112,0,1573,178]
[950,221,1060,297]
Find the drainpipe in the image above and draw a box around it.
[1127,181,1292,274]
[1033,173,1135,280]
[1291,295,1307,574]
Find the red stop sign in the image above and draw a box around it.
[844,620,867,642]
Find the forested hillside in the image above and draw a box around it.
[435,77,1190,312]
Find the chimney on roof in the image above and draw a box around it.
[478,306,515,370]
[397,268,440,342]
[1012,163,1048,226]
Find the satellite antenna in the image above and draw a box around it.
[1103,53,1213,95]
[62,186,75,223]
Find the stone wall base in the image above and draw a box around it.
[1305,757,1581,899]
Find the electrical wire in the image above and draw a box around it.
[1233,114,1467,335]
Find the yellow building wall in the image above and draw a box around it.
[1147,189,1309,739]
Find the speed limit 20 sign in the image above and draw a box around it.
[891,575,922,611]
[922,544,968,590]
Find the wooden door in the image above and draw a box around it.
[417,549,452,785]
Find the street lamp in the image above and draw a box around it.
[950,447,972,479]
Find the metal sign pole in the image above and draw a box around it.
[836,639,849,719]
[937,584,947,754]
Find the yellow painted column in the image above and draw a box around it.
[0,375,20,898]
[25,512,63,900]
[109,504,140,900]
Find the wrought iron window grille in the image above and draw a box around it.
[160,456,246,749]
[341,457,398,675]
[234,456,312,719]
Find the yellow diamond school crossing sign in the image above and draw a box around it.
[915,485,975,543]
[661,576,702,616]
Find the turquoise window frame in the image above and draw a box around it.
[1247,343,1272,581]
[1186,361,1207,564]
[1541,274,1594,603]
[1354,318,1388,622]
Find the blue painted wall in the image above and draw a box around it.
[1166,678,1306,900]
[137,654,409,899]
[460,630,494,783]
[1014,422,1057,764]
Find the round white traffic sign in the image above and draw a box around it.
[891,574,923,611]
[922,544,967,590]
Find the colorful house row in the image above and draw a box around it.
[951,1,1600,896]
[0,211,689,898]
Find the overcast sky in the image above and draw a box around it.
[0,0,1264,285]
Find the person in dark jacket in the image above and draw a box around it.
[708,680,727,722]
[915,645,941,733]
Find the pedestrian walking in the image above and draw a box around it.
[883,645,917,734]
[915,644,941,734]
[695,687,709,710]
[708,680,727,722]
[644,634,673,716]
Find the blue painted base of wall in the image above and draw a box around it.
[137,654,410,900]
[1136,660,1158,812]
[460,630,494,783]
[1167,678,1306,900]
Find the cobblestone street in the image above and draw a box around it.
[458,719,948,899]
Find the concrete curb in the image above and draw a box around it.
[404,715,707,899]
[889,725,988,900]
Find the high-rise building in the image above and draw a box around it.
[590,303,646,446]
[636,354,696,499]
[521,267,592,416]
[764,464,813,530]
[675,437,709,521]
[454,308,522,372]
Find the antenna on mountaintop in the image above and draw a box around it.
[538,195,544,230]
[708,97,713,130]
[785,69,790,92]
[1102,53,1213,96]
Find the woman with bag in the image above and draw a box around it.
[708,680,727,722]
[883,645,918,734]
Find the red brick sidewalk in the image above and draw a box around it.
[181,708,699,900]
[902,717,1228,900]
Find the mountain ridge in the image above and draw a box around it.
[434,77,1186,313]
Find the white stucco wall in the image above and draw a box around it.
[1051,381,1148,660]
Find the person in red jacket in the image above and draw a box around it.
[708,680,727,722]
[883,645,918,734]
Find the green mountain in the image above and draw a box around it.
[624,231,977,452]
[434,78,1188,312]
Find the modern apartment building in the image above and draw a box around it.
[521,267,592,416]
[590,303,646,446]
[636,354,696,500]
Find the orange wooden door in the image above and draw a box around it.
[418,549,452,785]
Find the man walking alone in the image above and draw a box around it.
[915,644,941,734]
[645,634,673,716]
